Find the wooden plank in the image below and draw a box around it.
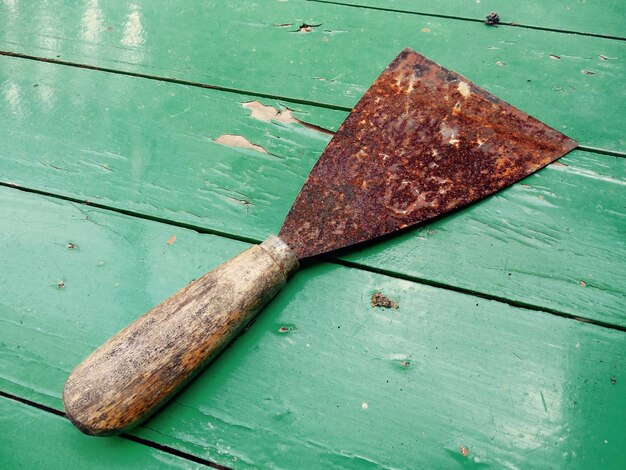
[1,187,625,469]
[0,396,201,469]
[324,0,626,38]
[1,57,625,326]
[0,1,624,152]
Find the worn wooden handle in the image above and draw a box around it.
[63,236,298,436]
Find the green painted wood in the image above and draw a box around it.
[1,187,625,469]
[0,1,624,152]
[323,0,626,38]
[0,397,201,469]
[1,57,625,326]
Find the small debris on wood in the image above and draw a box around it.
[485,12,500,26]
[460,445,470,457]
[549,54,561,60]
[371,292,399,309]
[67,242,77,249]
[611,376,617,385]
[295,23,321,33]
[166,235,176,245]
[581,69,595,75]
[58,280,65,289]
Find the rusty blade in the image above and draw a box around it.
[279,48,577,259]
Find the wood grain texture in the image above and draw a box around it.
[1,57,624,326]
[321,0,626,38]
[0,396,201,469]
[0,1,624,152]
[63,236,297,435]
[1,188,625,468]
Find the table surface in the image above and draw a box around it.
[1,1,625,468]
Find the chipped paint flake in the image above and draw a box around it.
[243,100,296,125]
[214,134,268,154]
[243,101,333,135]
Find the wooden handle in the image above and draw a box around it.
[63,236,298,436]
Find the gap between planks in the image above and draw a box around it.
[0,51,348,112]
[0,50,624,160]
[0,390,229,469]
[305,0,626,41]
[2,181,625,334]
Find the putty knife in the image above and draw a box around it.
[63,49,577,435]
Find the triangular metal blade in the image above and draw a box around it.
[279,48,577,259]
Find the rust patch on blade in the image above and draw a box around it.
[279,48,577,259]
